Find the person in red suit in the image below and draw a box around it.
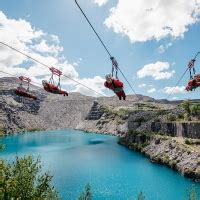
[42,80,68,96]
[185,74,200,91]
[104,73,126,100]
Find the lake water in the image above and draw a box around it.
[1,129,199,200]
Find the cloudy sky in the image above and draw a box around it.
[0,0,200,99]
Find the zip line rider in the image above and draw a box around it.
[104,73,126,100]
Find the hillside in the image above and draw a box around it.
[0,77,175,134]
[1,77,200,135]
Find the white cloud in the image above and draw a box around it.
[51,35,60,43]
[137,62,175,80]
[0,11,106,97]
[73,58,82,67]
[158,43,172,53]
[147,88,156,93]
[93,0,108,7]
[104,0,200,42]
[171,97,179,100]
[31,39,63,55]
[72,76,105,97]
[172,62,176,66]
[138,83,146,88]
[163,86,186,94]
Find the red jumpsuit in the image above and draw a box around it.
[185,77,200,91]
[42,81,68,96]
[15,87,37,100]
[104,79,126,100]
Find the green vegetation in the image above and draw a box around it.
[78,184,92,200]
[136,103,158,110]
[0,131,5,150]
[101,106,130,118]
[0,127,4,136]
[182,100,191,116]
[117,108,130,117]
[0,155,60,200]
[185,139,191,145]
[191,103,200,116]
[167,113,176,121]
[187,185,198,200]
[169,160,177,168]
[185,138,200,145]
[27,128,45,132]
[129,130,141,135]
[137,192,145,200]
[156,109,170,116]
[0,155,94,200]
[16,128,45,133]
[181,100,200,121]
[177,113,184,120]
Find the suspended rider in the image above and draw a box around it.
[15,76,37,100]
[185,56,200,91]
[42,67,68,96]
[42,80,68,96]
[104,73,126,100]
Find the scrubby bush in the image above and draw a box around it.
[167,114,176,121]
[0,156,60,200]
[181,100,191,115]
[191,104,200,116]
[187,185,198,200]
[137,192,145,200]
[185,138,200,145]
[177,113,184,120]
[78,184,92,200]
[185,139,191,145]
[0,127,4,136]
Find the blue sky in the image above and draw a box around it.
[0,0,200,100]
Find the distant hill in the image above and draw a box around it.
[0,76,197,134]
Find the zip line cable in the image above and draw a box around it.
[0,70,43,89]
[166,68,188,100]
[194,52,200,59]
[0,41,106,97]
[166,51,200,100]
[75,0,112,57]
[75,0,136,95]
[0,70,43,102]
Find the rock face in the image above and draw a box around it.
[119,133,200,182]
[0,77,161,134]
[151,122,200,138]
[85,101,103,120]
[128,111,200,139]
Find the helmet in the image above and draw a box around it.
[42,80,48,86]
[105,73,112,79]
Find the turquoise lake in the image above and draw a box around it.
[1,129,199,200]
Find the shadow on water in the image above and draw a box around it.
[88,138,105,145]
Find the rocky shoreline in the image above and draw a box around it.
[118,131,200,182]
